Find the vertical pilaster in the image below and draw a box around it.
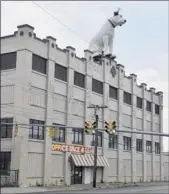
[150,88,155,181]
[116,64,124,182]
[64,46,76,186]
[141,83,147,182]
[43,38,55,185]
[13,49,32,186]
[130,74,137,182]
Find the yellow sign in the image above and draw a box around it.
[52,143,93,154]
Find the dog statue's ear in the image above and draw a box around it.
[114,8,120,16]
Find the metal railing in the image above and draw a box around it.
[0,169,19,187]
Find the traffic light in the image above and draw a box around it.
[105,121,111,134]
[92,121,97,129]
[85,121,91,134]
[109,121,116,134]
[48,127,53,138]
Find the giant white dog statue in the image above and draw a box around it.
[88,9,127,58]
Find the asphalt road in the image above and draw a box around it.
[19,185,169,194]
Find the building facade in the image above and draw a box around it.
[1,24,168,187]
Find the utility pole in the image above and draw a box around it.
[87,104,108,188]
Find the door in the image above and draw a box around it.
[71,166,83,184]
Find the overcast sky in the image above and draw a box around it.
[1,1,168,151]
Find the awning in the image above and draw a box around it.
[70,154,109,167]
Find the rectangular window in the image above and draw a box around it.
[0,52,16,70]
[146,141,152,153]
[155,104,160,115]
[109,135,118,149]
[32,54,47,74]
[146,101,152,112]
[92,78,103,95]
[137,97,143,109]
[109,86,118,100]
[123,136,131,151]
[91,132,102,147]
[136,139,143,152]
[55,63,67,82]
[72,128,83,145]
[74,71,85,88]
[0,152,11,175]
[155,142,160,154]
[29,119,45,140]
[0,118,13,138]
[52,123,65,143]
[123,91,132,105]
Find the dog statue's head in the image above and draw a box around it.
[110,9,127,27]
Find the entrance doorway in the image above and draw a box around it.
[71,165,83,184]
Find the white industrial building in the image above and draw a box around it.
[1,24,168,187]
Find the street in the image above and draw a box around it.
[8,184,169,194]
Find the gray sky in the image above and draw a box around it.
[1,1,168,151]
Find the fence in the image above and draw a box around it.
[0,169,19,187]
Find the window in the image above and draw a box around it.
[123,91,132,105]
[146,101,152,112]
[109,86,118,100]
[74,71,85,88]
[155,104,160,115]
[29,119,45,140]
[146,141,152,153]
[123,136,131,151]
[0,52,16,70]
[155,142,160,154]
[0,118,13,138]
[55,63,67,82]
[137,97,143,109]
[91,132,102,147]
[71,166,83,184]
[109,135,118,149]
[72,128,83,145]
[92,78,103,95]
[32,54,47,74]
[52,123,65,143]
[136,139,143,152]
[0,152,11,175]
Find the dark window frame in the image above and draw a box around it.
[155,142,160,154]
[136,139,143,152]
[155,104,160,115]
[146,141,152,153]
[29,119,45,140]
[0,52,17,71]
[137,97,143,109]
[92,78,103,95]
[72,128,84,145]
[0,118,13,138]
[109,135,118,149]
[55,63,67,82]
[123,136,132,151]
[52,123,65,143]
[109,86,118,100]
[123,91,132,105]
[0,152,11,175]
[91,132,102,147]
[32,54,47,75]
[74,71,85,88]
[146,101,152,112]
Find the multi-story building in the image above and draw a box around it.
[1,24,168,187]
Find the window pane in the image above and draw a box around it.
[55,63,67,82]
[33,126,38,139]
[109,86,118,100]
[0,52,16,70]
[32,54,47,74]
[39,126,43,140]
[92,79,103,95]
[29,127,33,139]
[74,71,85,88]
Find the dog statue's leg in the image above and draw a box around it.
[109,39,116,58]
[102,35,109,55]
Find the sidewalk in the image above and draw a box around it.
[1,181,169,194]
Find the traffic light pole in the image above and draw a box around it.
[87,105,108,188]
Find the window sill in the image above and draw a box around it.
[91,146,102,148]
[92,92,103,97]
[155,153,160,155]
[28,139,44,143]
[123,103,132,107]
[136,151,143,154]
[146,111,152,114]
[137,107,143,111]
[123,150,132,152]
[52,141,65,144]
[1,68,16,73]
[146,152,152,155]
[71,143,84,146]
[73,85,85,91]
[109,98,118,102]
[32,70,47,77]
[155,113,160,116]
[1,138,12,140]
[108,148,118,151]
[54,78,68,85]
